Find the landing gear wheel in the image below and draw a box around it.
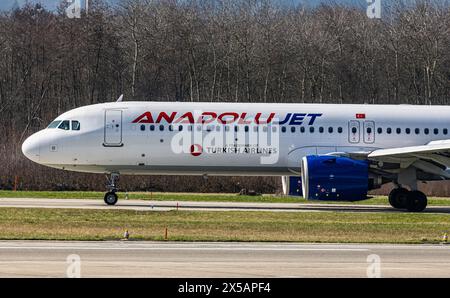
[104,173,120,206]
[406,191,427,212]
[104,192,118,206]
[388,188,409,209]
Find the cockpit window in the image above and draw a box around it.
[72,120,80,131]
[47,121,61,129]
[58,120,70,130]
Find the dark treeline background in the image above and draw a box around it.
[0,0,449,195]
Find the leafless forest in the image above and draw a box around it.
[0,0,449,195]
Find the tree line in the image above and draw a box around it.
[0,0,449,195]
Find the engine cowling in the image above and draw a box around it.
[301,155,369,201]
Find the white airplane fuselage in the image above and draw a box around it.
[22,102,450,177]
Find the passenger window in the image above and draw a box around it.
[234,126,239,132]
[444,129,448,135]
[367,127,372,134]
[300,127,306,133]
[160,125,165,131]
[58,120,70,130]
[150,125,155,131]
[71,120,80,131]
[178,125,183,131]
[281,127,286,133]
[262,126,268,133]
[245,126,249,132]
[140,125,145,131]
[415,128,420,134]
[396,128,401,134]
[169,125,173,131]
[319,127,324,133]
[351,127,357,134]
[377,127,382,134]
[406,128,411,134]
[328,127,333,133]
[48,120,61,129]
[272,126,278,133]
[387,128,392,134]
[291,127,296,133]
[434,128,439,135]
[253,126,258,132]
[338,127,343,134]
[424,128,430,135]
[310,127,315,133]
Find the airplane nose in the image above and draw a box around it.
[22,134,40,162]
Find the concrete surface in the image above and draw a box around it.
[0,241,449,277]
[1,197,449,213]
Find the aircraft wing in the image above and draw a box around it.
[367,140,450,178]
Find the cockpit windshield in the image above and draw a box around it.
[47,120,61,129]
[58,120,70,130]
[47,119,81,130]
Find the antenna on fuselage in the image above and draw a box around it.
[116,94,124,102]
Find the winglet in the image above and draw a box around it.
[116,94,124,102]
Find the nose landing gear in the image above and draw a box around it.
[104,173,119,206]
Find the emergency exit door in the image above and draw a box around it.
[104,110,123,147]
[348,120,376,144]
[363,121,375,144]
[348,120,360,143]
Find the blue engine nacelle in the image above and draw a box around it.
[301,155,369,201]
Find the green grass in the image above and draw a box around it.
[2,190,450,206]
[0,190,295,202]
[0,207,448,243]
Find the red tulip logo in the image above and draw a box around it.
[190,144,203,157]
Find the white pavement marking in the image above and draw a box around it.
[0,241,370,251]
[0,246,370,251]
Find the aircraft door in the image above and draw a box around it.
[363,121,375,144]
[104,110,123,147]
[348,120,360,143]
